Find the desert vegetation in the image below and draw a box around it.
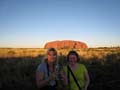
[0,47,120,90]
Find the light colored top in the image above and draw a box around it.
[36,62,56,86]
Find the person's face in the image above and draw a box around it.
[47,51,57,62]
[68,54,77,66]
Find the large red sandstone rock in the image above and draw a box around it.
[44,40,88,49]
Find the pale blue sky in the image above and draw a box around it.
[0,0,120,48]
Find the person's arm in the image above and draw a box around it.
[60,72,68,86]
[36,71,56,88]
[84,72,90,90]
[36,72,49,88]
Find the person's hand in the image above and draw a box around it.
[59,71,66,80]
[48,72,57,81]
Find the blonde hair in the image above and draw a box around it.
[47,48,57,55]
[42,48,57,63]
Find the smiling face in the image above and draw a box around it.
[68,54,77,66]
[47,51,57,63]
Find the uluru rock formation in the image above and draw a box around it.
[44,40,88,49]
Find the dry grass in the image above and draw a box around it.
[0,47,120,90]
[0,47,119,60]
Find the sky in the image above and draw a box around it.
[0,0,120,48]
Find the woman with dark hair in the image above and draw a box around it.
[66,50,90,90]
[36,48,67,90]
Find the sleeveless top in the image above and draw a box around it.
[36,62,56,86]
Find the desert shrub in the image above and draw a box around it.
[0,57,41,90]
[0,47,120,90]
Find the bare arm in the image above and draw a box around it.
[84,72,90,90]
[36,72,49,88]
[36,71,56,88]
[60,72,68,86]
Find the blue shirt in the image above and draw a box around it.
[36,62,56,86]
